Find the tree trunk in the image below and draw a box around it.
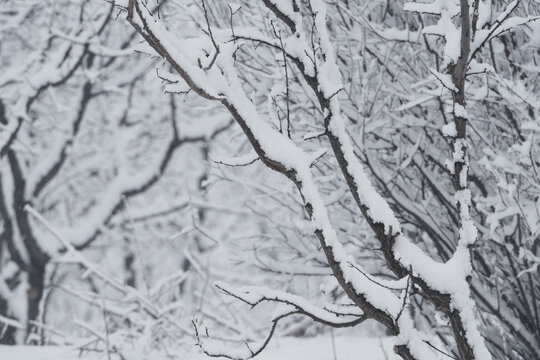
[26,263,45,344]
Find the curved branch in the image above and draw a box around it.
[216,282,367,328]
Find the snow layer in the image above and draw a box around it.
[0,336,400,360]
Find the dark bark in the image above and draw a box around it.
[26,263,45,344]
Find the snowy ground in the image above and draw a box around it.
[0,336,399,359]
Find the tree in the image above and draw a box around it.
[0,0,228,344]
[329,1,540,358]
[116,1,529,359]
[1,1,537,359]
[119,0,540,359]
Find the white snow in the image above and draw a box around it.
[442,122,457,137]
[0,336,400,360]
[453,104,467,119]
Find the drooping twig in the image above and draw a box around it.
[199,0,220,71]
